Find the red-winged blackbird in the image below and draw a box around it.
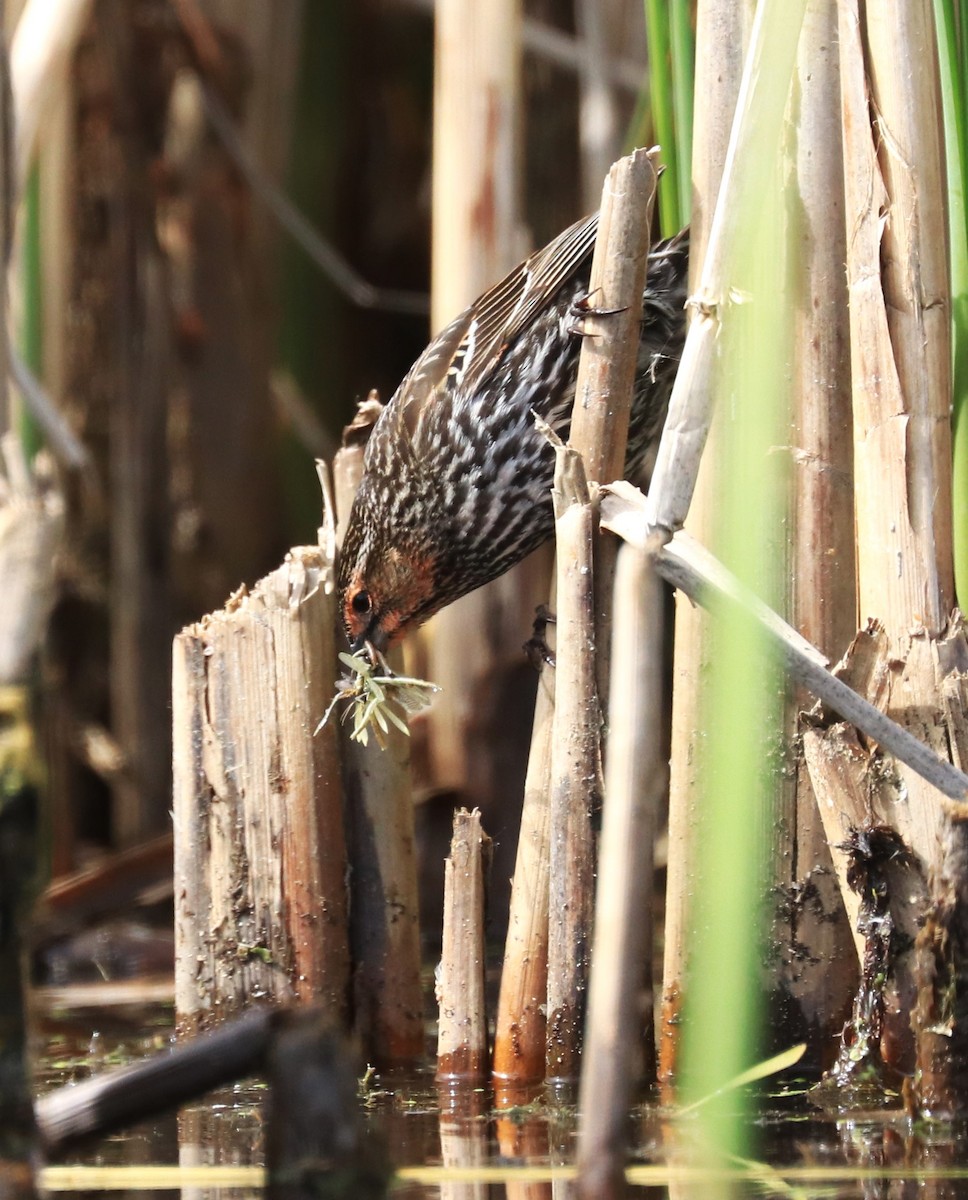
[339,213,689,655]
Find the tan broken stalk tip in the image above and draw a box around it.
[172,546,350,1034]
[332,422,424,1067]
[436,808,491,1083]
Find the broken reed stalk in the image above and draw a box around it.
[172,545,349,1033]
[914,800,968,1111]
[837,0,953,865]
[545,432,600,1086]
[781,0,857,1044]
[36,1007,276,1154]
[332,413,424,1065]
[543,148,658,1088]
[568,146,657,704]
[436,808,491,1083]
[492,655,554,1087]
[820,0,963,1090]
[602,485,968,802]
[494,148,657,1091]
[576,541,665,1200]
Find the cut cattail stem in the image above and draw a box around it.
[541,148,658,1089]
[332,409,424,1065]
[172,543,350,1034]
[436,807,491,1083]
[568,146,657,705]
[576,540,665,1199]
[492,648,555,1086]
[543,426,600,1086]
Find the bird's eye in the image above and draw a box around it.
[351,589,372,616]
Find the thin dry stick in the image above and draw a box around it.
[492,661,554,1087]
[436,808,492,1083]
[172,545,350,1033]
[600,484,968,801]
[576,540,666,1200]
[569,147,657,703]
[545,427,600,1086]
[332,412,424,1066]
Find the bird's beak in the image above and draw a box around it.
[349,623,388,662]
[349,632,372,658]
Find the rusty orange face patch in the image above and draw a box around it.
[341,549,438,651]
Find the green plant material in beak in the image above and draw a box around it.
[317,652,440,748]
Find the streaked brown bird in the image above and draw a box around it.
[339,213,689,654]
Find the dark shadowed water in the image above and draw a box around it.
[31,1000,968,1199]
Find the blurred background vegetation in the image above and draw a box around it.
[5,0,666,868]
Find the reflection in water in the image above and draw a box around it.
[30,1003,968,1200]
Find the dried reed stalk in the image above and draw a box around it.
[492,663,554,1085]
[836,0,953,864]
[9,0,92,193]
[172,545,349,1033]
[569,147,657,702]
[818,0,960,1083]
[780,0,857,1046]
[545,433,600,1085]
[333,416,424,1065]
[423,0,533,795]
[576,541,665,1200]
[436,808,491,1082]
[852,1,953,638]
[544,148,656,1086]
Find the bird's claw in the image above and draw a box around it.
[523,604,557,670]
[566,290,628,337]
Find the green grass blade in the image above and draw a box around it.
[669,0,695,225]
[935,0,968,606]
[676,1043,806,1116]
[644,0,681,235]
[678,0,802,1168]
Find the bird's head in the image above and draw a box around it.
[338,500,441,656]
[339,550,439,655]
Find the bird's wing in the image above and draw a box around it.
[393,308,475,440]
[389,212,600,442]
[457,212,599,394]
